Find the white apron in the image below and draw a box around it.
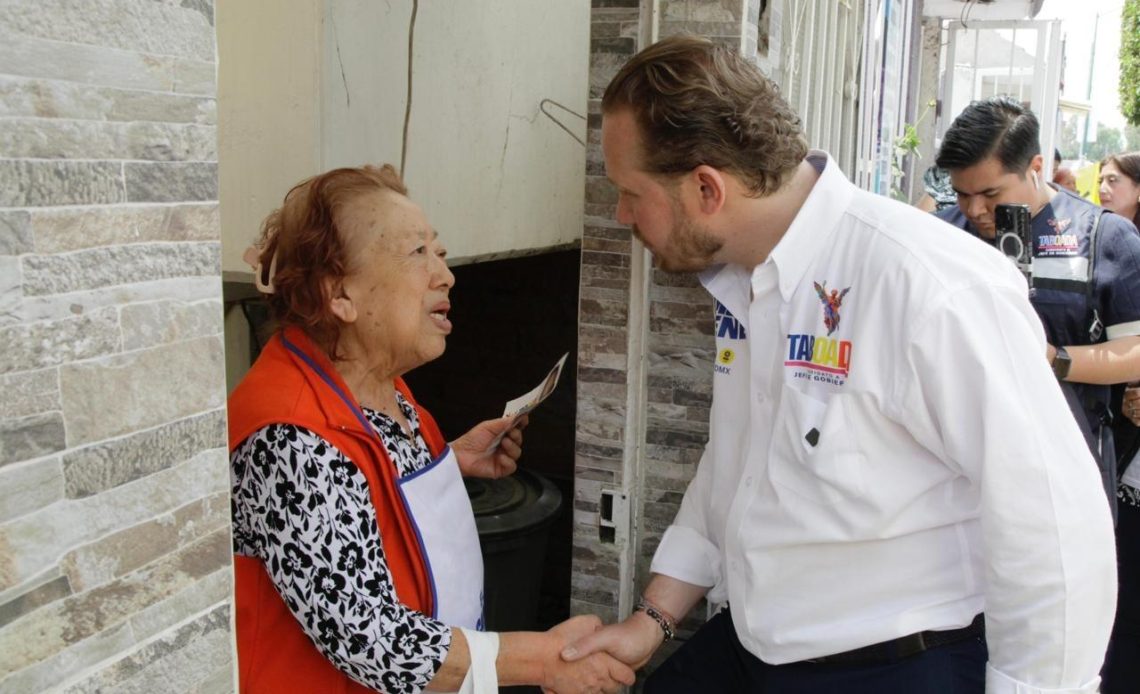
[397,445,485,628]
[398,446,498,693]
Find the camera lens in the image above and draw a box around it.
[998,232,1024,261]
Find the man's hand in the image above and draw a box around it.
[539,615,635,694]
[560,611,665,672]
[451,415,527,479]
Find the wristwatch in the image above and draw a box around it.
[1052,346,1072,380]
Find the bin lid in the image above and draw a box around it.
[464,468,562,537]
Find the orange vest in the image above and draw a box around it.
[228,327,445,693]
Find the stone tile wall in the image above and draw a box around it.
[572,0,640,626]
[572,0,749,667]
[0,1,234,691]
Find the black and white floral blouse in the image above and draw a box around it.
[231,391,451,694]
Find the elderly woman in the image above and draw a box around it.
[229,165,633,694]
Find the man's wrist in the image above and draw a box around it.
[633,597,677,642]
[1051,345,1072,380]
[629,610,668,652]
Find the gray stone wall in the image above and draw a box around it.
[572,0,641,625]
[572,0,747,666]
[0,1,234,691]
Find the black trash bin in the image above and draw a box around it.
[465,468,562,632]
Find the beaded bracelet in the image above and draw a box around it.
[634,597,677,642]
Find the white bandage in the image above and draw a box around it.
[456,628,499,694]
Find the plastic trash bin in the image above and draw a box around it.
[465,468,563,632]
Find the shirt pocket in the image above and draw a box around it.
[768,384,867,506]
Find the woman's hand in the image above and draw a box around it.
[1124,385,1140,426]
[452,415,528,479]
[540,616,636,694]
[559,611,663,673]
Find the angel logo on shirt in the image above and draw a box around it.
[814,281,850,335]
[1048,217,1073,234]
[785,281,854,386]
[1039,217,1079,256]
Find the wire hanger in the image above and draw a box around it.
[539,98,587,148]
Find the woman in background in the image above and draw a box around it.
[1099,152,1140,228]
[1105,152,1140,693]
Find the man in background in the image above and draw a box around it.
[935,97,1140,502]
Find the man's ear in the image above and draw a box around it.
[326,277,357,323]
[692,165,728,215]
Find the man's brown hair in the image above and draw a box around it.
[602,34,808,196]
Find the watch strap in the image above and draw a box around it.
[1052,346,1072,380]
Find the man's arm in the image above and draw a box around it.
[1048,336,1140,384]
[1053,213,1140,384]
[903,282,1115,693]
[559,574,709,670]
[562,440,722,668]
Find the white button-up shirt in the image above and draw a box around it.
[650,152,1116,693]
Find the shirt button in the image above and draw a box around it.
[745,476,754,487]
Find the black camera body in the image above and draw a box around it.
[995,203,1032,276]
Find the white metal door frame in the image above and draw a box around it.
[941,19,1063,176]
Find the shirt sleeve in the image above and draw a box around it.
[898,281,1116,693]
[231,424,451,694]
[650,301,732,596]
[649,446,723,592]
[1094,213,1140,338]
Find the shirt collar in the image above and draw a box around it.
[699,151,855,309]
[699,262,751,329]
[769,151,855,302]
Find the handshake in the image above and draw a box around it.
[527,606,670,694]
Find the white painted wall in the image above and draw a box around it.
[322,0,590,263]
[217,0,323,273]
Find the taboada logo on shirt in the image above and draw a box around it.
[714,301,745,375]
[784,281,853,386]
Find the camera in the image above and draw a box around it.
[995,203,1032,276]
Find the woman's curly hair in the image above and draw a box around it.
[254,164,407,359]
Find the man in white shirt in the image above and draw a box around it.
[561,35,1116,693]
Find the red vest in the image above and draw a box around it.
[228,327,445,693]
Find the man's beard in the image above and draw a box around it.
[634,215,723,273]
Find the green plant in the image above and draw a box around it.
[1122,0,1140,126]
[891,99,936,201]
